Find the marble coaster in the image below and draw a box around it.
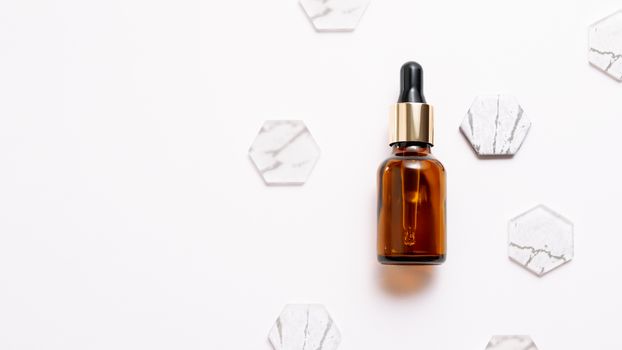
[589,10,622,81]
[249,120,320,185]
[508,205,574,277]
[300,0,370,32]
[268,304,341,350]
[485,335,538,350]
[460,95,531,157]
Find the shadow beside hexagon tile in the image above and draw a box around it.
[485,335,538,350]
[268,304,341,350]
[508,205,574,277]
[589,9,622,81]
[460,95,531,157]
[300,0,370,32]
[248,120,320,185]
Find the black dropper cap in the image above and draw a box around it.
[397,61,426,103]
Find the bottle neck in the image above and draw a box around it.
[390,142,432,156]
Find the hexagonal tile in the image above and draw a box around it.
[268,304,341,350]
[589,9,622,81]
[485,335,538,350]
[508,205,574,277]
[249,120,320,185]
[460,95,531,157]
[300,0,370,32]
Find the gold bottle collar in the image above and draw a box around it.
[389,102,434,145]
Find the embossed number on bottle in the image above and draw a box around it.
[403,227,416,246]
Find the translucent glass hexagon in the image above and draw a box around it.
[508,205,574,277]
[485,335,538,350]
[300,0,370,32]
[249,120,320,185]
[460,95,531,157]
[268,304,341,350]
[589,9,622,81]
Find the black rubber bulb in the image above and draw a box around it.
[398,61,426,103]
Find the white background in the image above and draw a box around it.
[0,0,621,349]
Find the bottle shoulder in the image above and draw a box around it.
[378,154,446,174]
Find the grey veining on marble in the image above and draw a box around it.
[508,205,574,277]
[249,120,320,185]
[485,335,538,350]
[268,304,341,350]
[589,10,622,81]
[460,95,531,157]
[300,0,370,32]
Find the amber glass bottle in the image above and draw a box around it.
[377,62,447,265]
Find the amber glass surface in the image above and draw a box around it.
[377,143,446,264]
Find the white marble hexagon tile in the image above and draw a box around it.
[249,120,320,185]
[300,0,370,32]
[460,95,531,157]
[485,335,538,350]
[268,304,341,350]
[508,205,574,277]
[589,9,622,81]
